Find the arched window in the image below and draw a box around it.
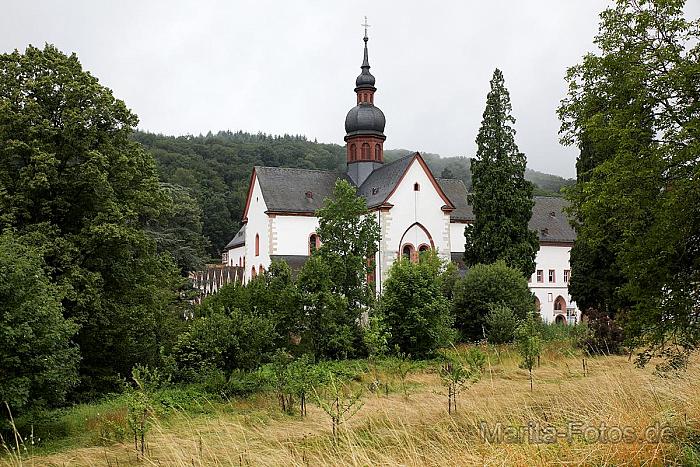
[402,244,415,262]
[309,233,320,255]
[255,234,260,256]
[259,265,265,275]
[554,296,566,311]
[350,143,357,161]
[375,144,381,161]
[534,296,541,312]
[251,266,257,278]
[418,244,430,253]
[414,182,420,191]
[362,143,370,160]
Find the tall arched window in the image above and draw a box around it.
[375,144,381,161]
[534,296,541,312]
[259,265,265,275]
[309,233,320,255]
[362,143,370,160]
[402,244,415,262]
[350,143,357,161]
[255,234,260,256]
[251,266,257,278]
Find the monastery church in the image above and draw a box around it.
[222,30,579,325]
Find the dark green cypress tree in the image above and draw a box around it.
[464,69,539,277]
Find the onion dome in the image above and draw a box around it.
[345,103,385,135]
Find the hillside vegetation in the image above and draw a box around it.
[134,131,574,255]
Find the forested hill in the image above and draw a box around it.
[133,130,574,255]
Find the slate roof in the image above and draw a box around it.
[356,155,415,208]
[254,166,342,213]
[224,224,245,250]
[270,255,309,276]
[226,157,576,250]
[529,196,576,243]
[437,178,473,221]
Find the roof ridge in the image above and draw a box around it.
[254,165,340,175]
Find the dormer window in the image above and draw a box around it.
[541,228,549,237]
[549,211,556,218]
[305,191,313,199]
[414,183,420,191]
[371,187,379,195]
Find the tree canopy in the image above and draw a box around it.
[0,45,185,395]
[464,69,539,277]
[558,0,700,366]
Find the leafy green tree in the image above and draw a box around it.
[484,304,519,344]
[297,255,357,359]
[380,251,456,357]
[149,183,210,274]
[0,45,185,394]
[204,261,301,351]
[558,0,700,366]
[0,232,79,415]
[315,179,380,310]
[452,261,534,341]
[464,69,539,277]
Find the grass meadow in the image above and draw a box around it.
[2,341,699,466]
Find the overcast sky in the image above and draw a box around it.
[3,1,699,177]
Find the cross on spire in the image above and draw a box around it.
[362,16,370,40]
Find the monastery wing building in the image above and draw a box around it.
[223,31,579,325]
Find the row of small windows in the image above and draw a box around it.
[532,269,571,284]
[357,92,374,104]
[250,264,265,278]
[349,143,382,162]
[401,243,431,263]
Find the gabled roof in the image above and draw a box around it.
[437,178,473,221]
[356,155,415,207]
[357,153,455,210]
[224,224,245,250]
[253,166,344,214]
[529,196,576,243]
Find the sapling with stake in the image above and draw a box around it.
[312,372,364,441]
[439,347,486,414]
[515,314,542,391]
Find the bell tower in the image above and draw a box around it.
[345,18,386,186]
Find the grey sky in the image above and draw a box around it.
[3,1,698,177]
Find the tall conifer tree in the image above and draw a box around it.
[464,69,539,276]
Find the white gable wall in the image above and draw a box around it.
[379,158,451,284]
[244,175,270,282]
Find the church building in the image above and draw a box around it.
[222,31,579,325]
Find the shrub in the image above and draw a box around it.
[380,252,457,357]
[484,304,519,344]
[168,307,276,382]
[580,309,625,355]
[453,261,534,341]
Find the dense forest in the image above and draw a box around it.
[134,131,574,256]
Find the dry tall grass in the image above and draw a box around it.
[4,346,699,466]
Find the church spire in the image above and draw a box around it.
[356,16,376,90]
[345,17,386,186]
